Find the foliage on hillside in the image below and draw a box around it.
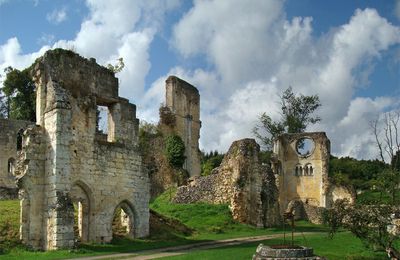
[329,155,388,190]
[200,151,224,176]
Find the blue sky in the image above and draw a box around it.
[0,0,399,160]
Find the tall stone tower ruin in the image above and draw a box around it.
[161,76,201,177]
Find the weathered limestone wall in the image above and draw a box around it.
[326,184,356,207]
[16,49,149,250]
[272,132,330,213]
[161,76,201,177]
[174,139,280,227]
[0,119,32,190]
[272,132,355,223]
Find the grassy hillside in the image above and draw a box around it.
[0,191,392,259]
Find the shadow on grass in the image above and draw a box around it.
[268,220,330,234]
[78,236,206,254]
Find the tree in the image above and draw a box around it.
[325,199,400,258]
[253,87,321,150]
[371,110,400,164]
[200,150,224,176]
[1,67,35,121]
[370,110,400,204]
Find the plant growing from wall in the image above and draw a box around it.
[165,135,185,169]
[159,105,176,127]
[107,57,125,73]
[253,87,321,150]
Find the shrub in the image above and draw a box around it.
[165,135,185,169]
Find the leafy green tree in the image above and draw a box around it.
[324,199,400,257]
[165,135,186,169]
[1,67,35,121]
[253,87,321,150]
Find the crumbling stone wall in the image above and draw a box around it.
[272,132,331,212]
[272,132,355,221]
[0,119,32,192]
[174,138,280,227]
[15,49,149,250]
[160,76,201,177]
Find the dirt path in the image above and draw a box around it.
[67,232,320,260]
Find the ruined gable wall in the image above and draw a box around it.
[162,76,201,177]
[273,132,330,212]
[0,119,32,191]
[18,49,149,250]
[174,139,280,227]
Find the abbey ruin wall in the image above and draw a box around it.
[160,76,201,177]
[174,138,280,227]
[0,119,32,196]
[16,49,149,250]
[272,132,330,212]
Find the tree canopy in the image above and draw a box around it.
[1,67,35,121]
[253,87,321,150]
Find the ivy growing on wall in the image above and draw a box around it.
[165,135,185,169]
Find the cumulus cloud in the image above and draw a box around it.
[171,1,400,158]
[1,0,182,103]
[1,0,399,161]
[0,38,49,80]
[46,7,68,24]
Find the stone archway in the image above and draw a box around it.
[70,181,92,242]
[112,200,135,239]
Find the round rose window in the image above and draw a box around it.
[296,138,315,157]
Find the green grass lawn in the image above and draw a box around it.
[160,233,387,260]
[0,190,394,259]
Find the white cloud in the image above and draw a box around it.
[1,0,399,161]
[171,2,400,159]
[0,0,9,6]
[0,38,49,77]
[46,7,68,24]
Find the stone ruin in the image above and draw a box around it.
[175,133,355,226]
[12,49,149,250]
[159,76,201,177]
[0,48,356,250]
[271,132,355,223]
[174,138,281,227]
[0,119,32,199]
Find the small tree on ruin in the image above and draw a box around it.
[253,87,321,150]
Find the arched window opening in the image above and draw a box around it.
[294,164,303,176]
[304,163,313,176]
[8,158,15,175]
[70,183,91,243]
[112,202,134,239]
[17,129,23,151]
